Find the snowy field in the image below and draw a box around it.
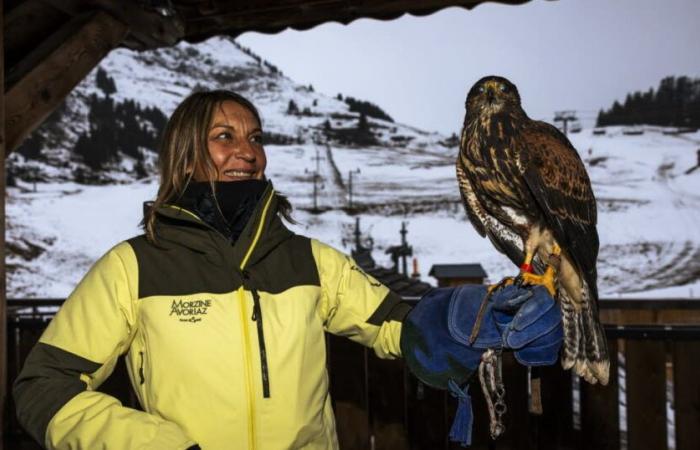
[7,127,700,299]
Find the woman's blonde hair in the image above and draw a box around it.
[144,90,293,242]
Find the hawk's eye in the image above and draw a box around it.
[499,84,508,92]
[478,86,485,93]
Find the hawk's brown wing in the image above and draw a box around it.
[517,121,599,299]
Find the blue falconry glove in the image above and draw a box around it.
[400,284,563,446]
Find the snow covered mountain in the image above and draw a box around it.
[6,37,700,299]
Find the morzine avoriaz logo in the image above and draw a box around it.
[170,299,212,323]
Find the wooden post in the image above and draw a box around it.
[5,11,128,153]
[495,353,535,450]
[328,336,370,449]
[581,339,620,450]
[625,340,666,450]
[536,364,576,450]
[1,1,6,446]
[405,375,449,449]
[673,341,700,450]
[367,355,408,449]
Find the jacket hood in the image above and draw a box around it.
[153,180,294,271]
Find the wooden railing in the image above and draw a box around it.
[4,298,700,450]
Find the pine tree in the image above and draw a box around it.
[74,133,104,170]
[96,68,117,97]
[358,113,369,132]
[16,133,44,160]
[287,100,299,115]
[134,157,149,179]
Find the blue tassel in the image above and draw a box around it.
[447,379,473,447]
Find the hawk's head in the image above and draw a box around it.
[465,76,521,118]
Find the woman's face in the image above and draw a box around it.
[197,100,267,182]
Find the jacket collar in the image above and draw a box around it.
[154,180,293,271]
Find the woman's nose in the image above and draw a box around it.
[232,140,256,162]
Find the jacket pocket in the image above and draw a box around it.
[135,347,151,412]
[139,351,146,385]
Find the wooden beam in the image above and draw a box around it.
[183,0,536,40]
[673,341,700,450]
[581,339,620,450]
[625,340,667,450]
[1,0,6,445]
[4,0,68,72]
[43,0,185,50]
[5,11,128,153]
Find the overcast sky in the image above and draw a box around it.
[237,0,700,135]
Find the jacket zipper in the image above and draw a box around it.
[238,189,275,450]
[246,280,270,397]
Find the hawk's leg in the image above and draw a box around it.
[516,244,561,297]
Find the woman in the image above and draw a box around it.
[14,90,563,450]
[14,91,409,450]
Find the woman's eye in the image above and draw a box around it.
[251,134,263,145]
[214,132,232,140]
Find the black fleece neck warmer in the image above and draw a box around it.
[176,180,268,243]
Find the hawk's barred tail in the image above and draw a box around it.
[581,280,610,385]
[559,285,610,386]
[560,292,579,371]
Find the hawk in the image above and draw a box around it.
[456,75,609,385]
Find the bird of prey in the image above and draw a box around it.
[456,75,608,385]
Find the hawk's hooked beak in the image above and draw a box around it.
[486,88,496,104]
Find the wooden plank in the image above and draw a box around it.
[43,0,184,50]
[405,375,448,449]
[672,341,700,450]
[4,1,66,73]
[600,308,700,325]
[494,353,535,450]
[625,340,667,450]
[1,1,6,444]
[580,339,620,450]
[6,323,45,444]
[327,335,369,450]
[367,355,408,449]
[536,364,576,450]
[599,299,700,310]
[5,11,128,153]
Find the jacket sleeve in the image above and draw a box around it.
[13,242,196,450]
[312,240,411,359]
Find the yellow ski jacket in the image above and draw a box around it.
[14,183,410,450]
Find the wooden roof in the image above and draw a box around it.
[6,0,541,55]
[429,263,488,279]
[353,248,432,300]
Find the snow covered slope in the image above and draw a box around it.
[6,38,700,298]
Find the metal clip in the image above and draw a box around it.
[479,349,507,440]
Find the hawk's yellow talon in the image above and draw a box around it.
[519,268,557,297]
